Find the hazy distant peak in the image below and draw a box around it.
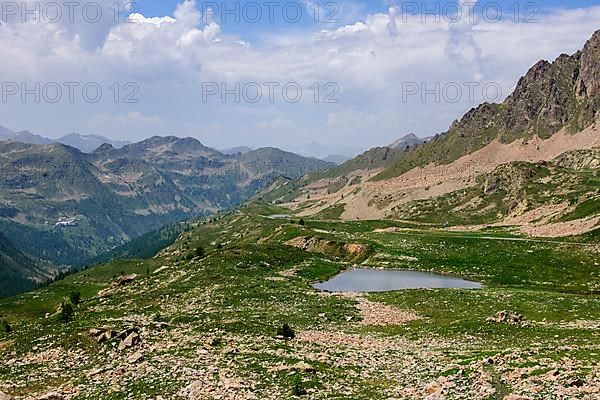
[56,133,130,153]
[0,125,14,140]
[389,133,426,150]
[221,146,253,155]
[323,154,352,165]
[12,131,53,145]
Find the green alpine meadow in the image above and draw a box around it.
[1,3,600,400]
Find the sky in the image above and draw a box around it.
[0,0,599,156]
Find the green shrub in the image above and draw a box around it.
[69,291,81,305]
[0,319,12,333]
[298,219,305,226]
[277,322,295,339]
[58,302,74,322]
[194,246,205,257]
[291,375,307,396]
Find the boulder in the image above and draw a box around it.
[118,332,140,351]
[89,328,115,343]
[128,351,144,363]
[115,274,138,286]
[291,361,315,372]
[37,393,64,400]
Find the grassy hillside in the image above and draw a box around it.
[259,146,416,205]
[0,203,598,398]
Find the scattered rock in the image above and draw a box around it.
[291,361,315,372]
[352,293,420,326]
[486,310,525,325]
[153,265,170,274]
[128,351,144,363]
[569,378,585,387]
[85,368,104,377]
[424,380,442,395]
[98,274,139,297]
[0,392,14,400]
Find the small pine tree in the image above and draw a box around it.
[277,322,295,339]
[0,318,12,333]
[58,302,74,322]
[298,219,305,226]
[69,291,81,305]
[194,246,205,258]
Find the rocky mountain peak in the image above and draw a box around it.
[577,28,600,98]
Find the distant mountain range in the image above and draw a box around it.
[288,142,364,161]
[56,133,130,152]
[322,154,352,165]
[0,128,362,165]
[0,136,333,292]
[0,126,130,152]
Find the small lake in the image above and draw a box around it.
[266,214,292,219]
[313,268,482,292]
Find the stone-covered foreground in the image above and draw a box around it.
[0,204,599,399]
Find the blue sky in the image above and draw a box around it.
[1,0,600,156]
[136,0,596,19]
[133,0,599,44]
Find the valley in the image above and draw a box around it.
[0,138,332,293]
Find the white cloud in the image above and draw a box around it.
[1,1,599,149]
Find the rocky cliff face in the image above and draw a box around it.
[577,30,600,98]
[496,30,600,140]
[553,149,600,170]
